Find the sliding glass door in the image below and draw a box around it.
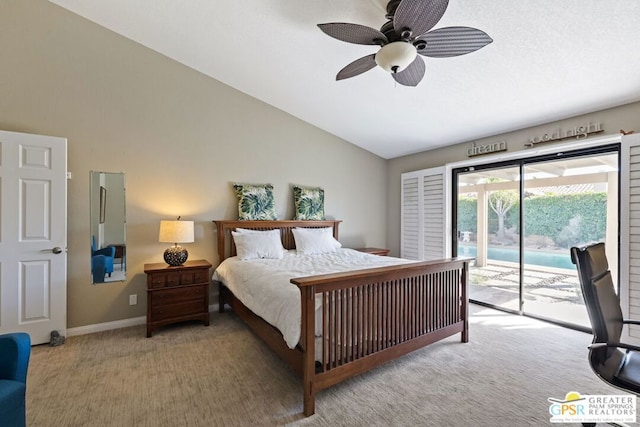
[521,154,618,326]
[457,165,521,312]
[454,147,619,328]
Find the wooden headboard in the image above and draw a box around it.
[212,220,342,262]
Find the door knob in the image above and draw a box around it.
[42,247,63,254]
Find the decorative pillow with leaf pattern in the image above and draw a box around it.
[233,183,278,220]
[293,185,325,220]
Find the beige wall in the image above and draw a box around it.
[386,101,640,257]
[0,1,387,329]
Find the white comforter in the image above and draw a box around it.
[212,248,414,348]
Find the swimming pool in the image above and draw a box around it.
[458,245,574,270]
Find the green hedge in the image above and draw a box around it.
[457,197,477,233]
[456,193,607,247]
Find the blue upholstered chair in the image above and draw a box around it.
[0,333,31,427]
[92,236,115,283]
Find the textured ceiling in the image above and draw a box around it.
[49,0,640,159]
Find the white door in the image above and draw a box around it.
[0,130,67,345]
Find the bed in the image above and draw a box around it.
[212,220,470,416]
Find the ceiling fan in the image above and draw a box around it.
[318,0,493,87]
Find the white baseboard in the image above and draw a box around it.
[66,316,146,337]
[66,304,220,337]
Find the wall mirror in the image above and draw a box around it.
[90,171,126,284]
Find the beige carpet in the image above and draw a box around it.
[27,305,620,426]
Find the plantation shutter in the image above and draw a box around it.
[423,171,446,260]
[401,173,421,259]
[621,133,640,343]
[401,166,447,260]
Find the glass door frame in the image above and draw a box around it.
[451,143,621,331]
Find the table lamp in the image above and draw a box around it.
[158,218,194,266]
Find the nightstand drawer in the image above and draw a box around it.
[150,300,205,322]
[149,272,181,289]
[180,269,209,285]
[151,285,206,307]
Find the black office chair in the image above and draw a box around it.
[571,243,640,397]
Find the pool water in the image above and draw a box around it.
[458,245,574,270]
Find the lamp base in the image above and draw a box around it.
[164,245,188,266]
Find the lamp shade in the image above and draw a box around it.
[158,220,194,244]
[375,41,417,73]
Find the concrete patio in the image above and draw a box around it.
[469,260,590,327]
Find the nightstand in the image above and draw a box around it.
[354,247,390,256]
[144,259,212,337]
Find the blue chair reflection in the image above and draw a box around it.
[92,235,115,283]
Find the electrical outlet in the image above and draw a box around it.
[129,294,137,305]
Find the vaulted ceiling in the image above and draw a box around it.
[49,0,640,159]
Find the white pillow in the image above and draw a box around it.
[231,230,285,260]
[292,227,342,255]
[234,228,277,234]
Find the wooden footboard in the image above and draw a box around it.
[291,258,469,416]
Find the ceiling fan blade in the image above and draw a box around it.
[336,54,377,80]
[392,56,425,86]
[318,23,388,45]
[416,26,493,58]
[394,0,449,39]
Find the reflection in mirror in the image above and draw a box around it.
[90,172,126,284]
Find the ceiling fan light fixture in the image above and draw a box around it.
[319,0,492,86]
[375,41,417,73]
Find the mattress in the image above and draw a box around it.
[212,248,413,349]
